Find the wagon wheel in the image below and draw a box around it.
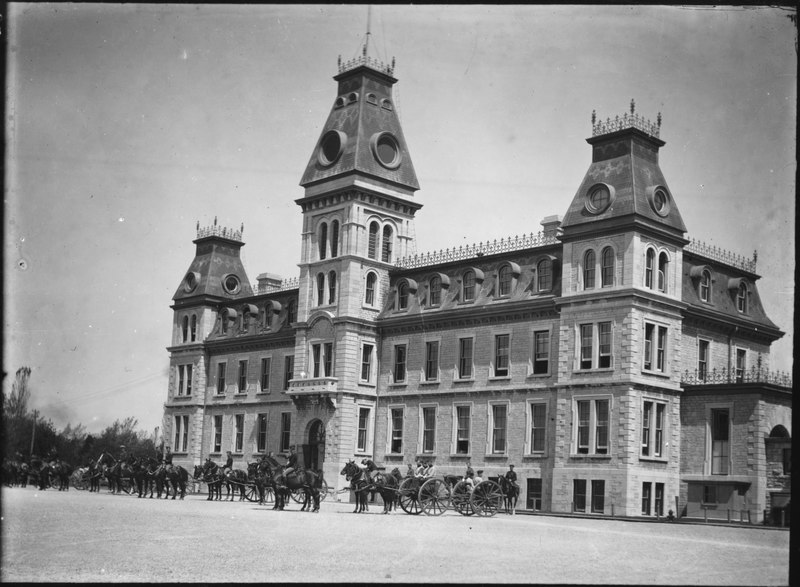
[71,470,88,490]
[244,484,260,502]
[398,477,423,515]
[262,486,275,504]
[420,478,450,516]
[120,476,135,495]
[471,480,504,517]
[290,487,305,504]
[452,480,475,516]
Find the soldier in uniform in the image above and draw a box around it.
[504,464,519,490]
[163,446,174,474]
[222,451,234,478]
[284,445,298,479]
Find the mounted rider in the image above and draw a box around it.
[222,451,234,478]
[358,458,378,483]
[283,445,299,481]
[163,446,174,474]
[504,464,519,491]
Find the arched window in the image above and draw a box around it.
[264,303,273,329]
[601,247,615,287]
[368,222,379,259]
[398,281,409,310]
[382,225,393,263]
[318,222,328,260]
[429,276,442,306]
[645,248,655,289]
[498,265,512,297]
[365,272,377,305]
[657,252,668,293]
[463,270,476,301]
[737,282,748,313]
[330,220,339,257]
[700,270,711,302]
[286,301,296,324]
[328,270,337,304]
[537,259,552,292]
[190,315,197,341]
[583,250,596,290]
[317,273,325,306]
[181,316,189,342]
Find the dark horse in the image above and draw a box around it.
[50,460,73,491]
[262,455,321,512]
[497,475,519,515]
[247,461,272,505]
[194,462,227,501]
[373,467,404,514]
[340,461,371,513]
[98,453,132,494]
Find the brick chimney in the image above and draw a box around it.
[540,215,562,239]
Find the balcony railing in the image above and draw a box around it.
[681,367,792,388]
[288,377,338,395]
[394,231,559,270]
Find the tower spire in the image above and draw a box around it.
[364,5,372,58]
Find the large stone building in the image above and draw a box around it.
[162,48,792,523]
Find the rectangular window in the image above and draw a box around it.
[361,344,374,382]
[526,478,543,511]
[456,405,470,454]
[216,362,227,394]
[174,415,189,452]
[422,406,436,453]
[591,480,605,513]
[735,348,746,383]
[357,407,370,452]
[642,402,652,456]
[280,413,291,452]
[260,357,271,392]
[655,482,664,517]
[393,345,407,383]
[576,398,609,455]
[234,414,244,452]
[425,341,439,381]
[494,334,510,377]
[283,355,294,390]
[642,482,652,515]
[644,323,668,373]
[702,485,716,504]
[783,448,792,475]
[390,408,403,454]
[573,479,586,512]
[256,413,268,453]
[213,415,222,453]
[238,360,248,393]
[458,338,473,379]
[178,365,185,396]
[530,403,546,453]
[324,342,333,377]
[598,322,612,368]
[698,339,709,381]
[178,365,193,396]
[711,408,730,474]
[654,403,664,457]
[533,331,550,374]
[312,344,322,378]
[491,404,507,454]
[580,324,593,369]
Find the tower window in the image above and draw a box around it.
[318,222,328,260]
[181,316,189,343]
[330,220,339,257]
[601,247,614,287]
[318,130,345,166]
[365,272,377,306]
[368,222,379,260]
[382,225,393,263]
[317,273,325,306]
[645,248,655,289]
[190,315,197,341]
[657,252,668,293]
[328,270,337,304]
[583,250,595,290]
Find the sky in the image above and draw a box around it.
[5,4,796,436]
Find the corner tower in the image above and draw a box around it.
[290,46,422,485]
[553,103,689,517]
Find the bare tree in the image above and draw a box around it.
[5,366,32,420]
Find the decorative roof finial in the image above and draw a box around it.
[214,216,217,226]
[364,5,372,58]
[591,109,596,125]
[630,99,635,115]
[240,223,244,235]
[196,220,200,231]
[338,55,341,69]
[657,112,662,128]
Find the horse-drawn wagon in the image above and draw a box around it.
[398,474,505,517]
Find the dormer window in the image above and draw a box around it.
[700,270,711,302]
[398,281,409,310]
[366,93,378,105]
[498,265,512,297]
[222,274,241,295]
[537,259,552,292]
[429,276,442,306]
[737,282,748,313]
[463,270,476,302]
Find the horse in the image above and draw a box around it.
[373,467,404,514]
[247,461,271,505]
[164,464,189,500]
[97,453,126,494]
[223,467,249,502]
[340,461,371,513]
[263,455,321,512]
[194,463,224,501]
[50,460,73,491]
[497,475,519,515]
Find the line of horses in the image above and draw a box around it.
[339,460,520,515]
[3,457,74,491]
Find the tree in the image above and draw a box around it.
[5,366,32,420]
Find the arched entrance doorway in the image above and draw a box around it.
[302,419,326,472]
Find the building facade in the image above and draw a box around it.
[162,51,791,523]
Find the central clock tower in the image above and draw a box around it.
[289,49,422,486]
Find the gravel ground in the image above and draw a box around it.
[1,486,790,584]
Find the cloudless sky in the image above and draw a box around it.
[5,4,796,435]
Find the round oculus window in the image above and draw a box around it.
[222,274,241,295]
[648,187,671,217]
[371,132,401,169]
[317,130,346,167]
[183,272,198,293]
[585,183,615,214]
